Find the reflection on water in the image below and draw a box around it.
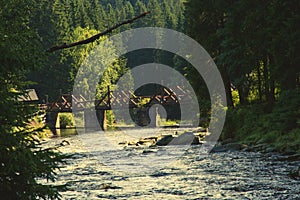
[42,130,300,199]
[59,128,78,137]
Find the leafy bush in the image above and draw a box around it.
[59,113,74,128]
[105,110,115,126]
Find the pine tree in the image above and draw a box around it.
[0,0,65,198]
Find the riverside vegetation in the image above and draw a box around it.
[185,0,299,154]
[0,0,299,199]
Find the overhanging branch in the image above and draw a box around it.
[46,11,150,53]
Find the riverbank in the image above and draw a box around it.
[221,89,300,156]
[221,118,300,156]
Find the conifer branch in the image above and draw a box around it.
[47,11,150,52]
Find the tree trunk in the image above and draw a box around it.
[237,86,247,105]
[257,65,263,102]
[263,60,272,103]
[281,64,297,90]
[219,65,234,108]
[224,67,234,108]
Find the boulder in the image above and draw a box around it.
[156,135,174,146]
[289,166,300,179]
[224,143,244,151]
[156,132,201,146]
[171,132,200,145]
[137,139,156,146]
[211,143,246,153]
[211,145,228,153]
[277,154,300,161]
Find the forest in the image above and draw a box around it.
[185,0,300,152]
[0,0,299,199]
[28,0,185,101]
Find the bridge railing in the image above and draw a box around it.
[46,86,194,112]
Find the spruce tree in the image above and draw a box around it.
[0,0,65,198]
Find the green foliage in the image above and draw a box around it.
[59,113,74,128]
[222,89,300,152]
[158,119,179,127]
[0,130,66,199]
[276,128,300,152]
[27,0,186,101]
[106,110,115,126]
[185,0,299,152]
[0,0,65,198]
[232,90,240,107]
[185,0,299,106]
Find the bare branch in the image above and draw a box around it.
[46,11,150,53]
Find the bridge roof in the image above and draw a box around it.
[18,89,39,102]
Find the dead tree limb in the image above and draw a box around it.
[46,11,150,53]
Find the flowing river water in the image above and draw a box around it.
[41,128,300,199]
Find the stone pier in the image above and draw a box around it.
[46,109,107,134]
[84,109,107,132]
[46,112,60,136]
[149,106,159,127]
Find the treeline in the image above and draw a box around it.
[185,0,300,151]
[28,0,185,101]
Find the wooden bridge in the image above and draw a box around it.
[45,86,193,134]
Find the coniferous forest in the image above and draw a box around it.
[0,0,299,199]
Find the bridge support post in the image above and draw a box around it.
[84,109,99,132]
[96,110,107,131]
[84,109,107,132]
[46,112,60,136]
[149,106,159,128]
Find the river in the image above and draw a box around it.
[41,129,300,199]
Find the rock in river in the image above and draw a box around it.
[156,135,174,146]
[156,132,201,146]
[171,132,200,145]
[289,166,300,179]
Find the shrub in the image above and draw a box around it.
[59,113,74,128]
[221,89,300,153]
